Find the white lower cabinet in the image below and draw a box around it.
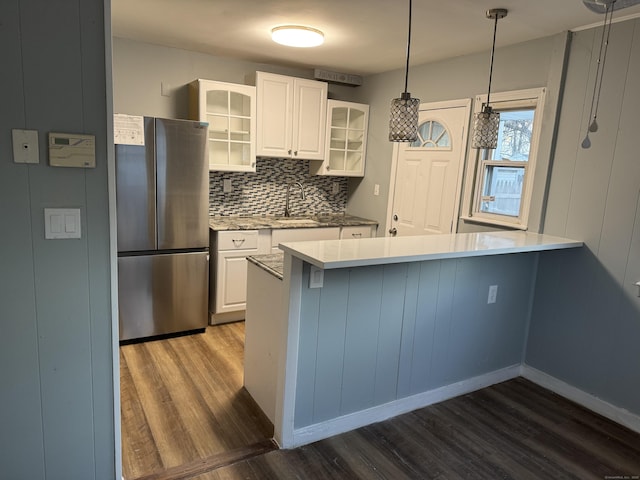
[212,225,376,322]
[211,230,270,322]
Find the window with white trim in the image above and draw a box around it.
[463,88,546,230]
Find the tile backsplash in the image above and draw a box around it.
[209,157,348,216]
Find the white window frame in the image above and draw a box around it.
[461,87,546,230]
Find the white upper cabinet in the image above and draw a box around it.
[189,79,256,172]
[255,71,327,161]
[310,100,369,177]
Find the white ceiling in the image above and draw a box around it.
[111,0,640,76]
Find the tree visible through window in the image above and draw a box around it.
[464,88,546,229]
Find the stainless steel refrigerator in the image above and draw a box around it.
[116,117,209,341]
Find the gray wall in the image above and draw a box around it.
[526,20,640,415]
[295,253,537,428]
[0,0,115,478]
[112,37,356,119]
[346,33,568,235]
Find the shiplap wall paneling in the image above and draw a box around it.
[373,264,408,405]
[0,0,46,477]
[528,19,640,416]
[396,263,422,398]
[1,0,114,478]
[543,30,595,235]
[294,254,536,429]
[24,1,97,476]
[564,21,635,250]
[341,266,385,415]
[598,21,640,284]
[406,261,440,395]
[313,268,350,423]
[295,267,322,429]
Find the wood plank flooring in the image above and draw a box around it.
[122,322,640,480]
[193,378,640,480]
[120,322,274,480]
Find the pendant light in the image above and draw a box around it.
[389,0,420,142]
[472,8,508,149]
[581,1,615,149]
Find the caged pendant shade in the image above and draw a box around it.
[472,8,508,149]
[389,0,420,142]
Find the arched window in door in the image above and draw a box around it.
[410,120,451,148]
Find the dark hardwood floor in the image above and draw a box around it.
[120,322,274,480]
[122,322,640,480]
[194,378,640,480]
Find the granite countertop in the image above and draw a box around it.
[209,213,378,231]
[247,253,284,280]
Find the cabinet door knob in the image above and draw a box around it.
[326,165,330,171]
[288,149,292,155]
[388,228,397,236]
[294,151,298,156]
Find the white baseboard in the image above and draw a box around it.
[521,364,640,434]
[292,364,521,448]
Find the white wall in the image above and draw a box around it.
[0,0,116,478]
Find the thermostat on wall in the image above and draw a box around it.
[49,132,96,168]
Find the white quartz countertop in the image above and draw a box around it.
[279,231,583,269]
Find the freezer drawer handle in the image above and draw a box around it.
[232,238,246,247]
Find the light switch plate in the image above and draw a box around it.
[12,129,40,164]
[44,208,81,239]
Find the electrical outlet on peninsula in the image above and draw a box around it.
[488,285,498,304]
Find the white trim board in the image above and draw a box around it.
[521,365,640,434]
[291,365,520,448]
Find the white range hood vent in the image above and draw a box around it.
[314,69,362,87]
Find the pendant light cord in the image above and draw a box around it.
[582,1,615,148]
[403,0,413,94]
[592,4,614,121]
[486,13,499,107]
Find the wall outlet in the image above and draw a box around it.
[223,179,232,193]
[374,184,380,196]
[488,285,498,304]
[332,182,340,195]
[309,266,324,288]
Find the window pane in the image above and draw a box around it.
[480,165,525,217]
[411,120,450,148]
[492,109,535,162]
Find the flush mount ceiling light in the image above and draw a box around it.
[471,8,508,149]
[389,0,420,142]
[271,25,324,48]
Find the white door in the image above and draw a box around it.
[387,100,470,237]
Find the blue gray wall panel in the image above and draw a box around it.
[0,0,115,478]
[527,20,640,415]
[295,253,537,429]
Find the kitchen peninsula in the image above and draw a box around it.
[209,214,377,323]
[243,231,582,449]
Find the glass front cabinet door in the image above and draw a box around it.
[189,79,256,172]
[311,100,369,177]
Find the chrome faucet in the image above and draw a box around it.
[284,182,306,217]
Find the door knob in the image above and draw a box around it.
[388,227,397,236]
[393,214,398,221]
